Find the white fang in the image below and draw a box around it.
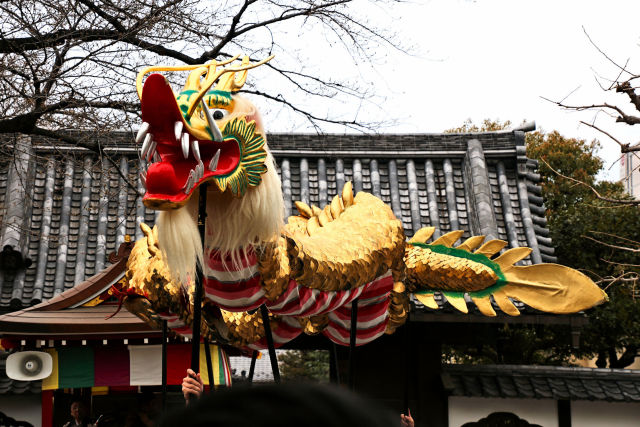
[181,133,190,159]
[202,101,224,143]
[146,140,157,162]
[191,139,201,163]
[196,161,204,180]
[209,149,220,172]
[183,170,196,193]
[136,122,150,144]
[141,133,153,159]
[174,121,183,142]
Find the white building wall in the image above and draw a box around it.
[571,401,640,427]
[448,397,557,427]
[0,394,42,427]
[620,152,640,198]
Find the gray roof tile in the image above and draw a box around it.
[496,376,519,398]
[445,364,640,402]
[1,131,552,310]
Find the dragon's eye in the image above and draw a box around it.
[213,109,228,120]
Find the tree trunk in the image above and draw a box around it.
[595,351,608,368]
[610,346,638,369]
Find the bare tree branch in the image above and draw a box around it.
[539,158,640,206]
[582,235,640,254]
[616,80,640,112]
[583,26,638,78]
[579,120,640,153]
[541,96,640,126]
[0,29,123,53]
[243,88,378,132]
[601,259,640,268]
[0,0,401,147]
[589,231,640,248]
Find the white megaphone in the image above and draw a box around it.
[6,351,53,381]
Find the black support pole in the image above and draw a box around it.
[403,312,411,415]
[190,184,208,392]
[204,339,214,392]
[330,342,341,385]
[248,350,258,385]
[348,298,359,391]
[162,319,167,410]
[260,304,280,383]
[558,399,571,427]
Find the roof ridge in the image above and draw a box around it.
[444,363,640,376]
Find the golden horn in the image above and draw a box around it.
[215,56,251,93]
[135,55,242,100]
[185,55,275,118]
[136,64,201,99]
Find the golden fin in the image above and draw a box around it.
[494,247,532,271]
[318,210,330,227]
[306,216,320,235]
[471,296,496,316]
[139,223,158,255]
[295,201,312,218]
[492,290,521,315]
[431,230,464,247]
[456,236,486,252]
[342,181,354,207]
[311,205,323,216]
[414,292,439,309]
[152,225,159,243]
[408,226,436,243]
[474,239,508,257]
[444,293,468,313]
[330,195,343,219]
[140,222,152,237]
[323,204,333,221]
[501,264,608,313]
[283,216,308,238]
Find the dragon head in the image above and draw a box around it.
[135,55,274,210]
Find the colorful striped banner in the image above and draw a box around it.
[199,342,232,386]
[41,344,231,390]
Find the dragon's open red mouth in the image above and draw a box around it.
[139,74,240,209]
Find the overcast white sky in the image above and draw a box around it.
[264,0,640,181]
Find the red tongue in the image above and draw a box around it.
[146,160,184,196]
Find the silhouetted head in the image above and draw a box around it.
[160,383,399,427]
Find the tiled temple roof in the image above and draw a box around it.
[443,364,640,402]
[0,129,553,311]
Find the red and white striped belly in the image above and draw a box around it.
[204,247,394,349]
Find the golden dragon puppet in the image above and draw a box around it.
[122,55,607,351]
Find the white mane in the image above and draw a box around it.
[157,150,284,283]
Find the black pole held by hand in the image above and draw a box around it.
[190,184,208,401]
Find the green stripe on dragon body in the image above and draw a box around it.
[405,243,506,294]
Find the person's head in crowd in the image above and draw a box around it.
[161,382,400,427]
[69,400,90,426]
